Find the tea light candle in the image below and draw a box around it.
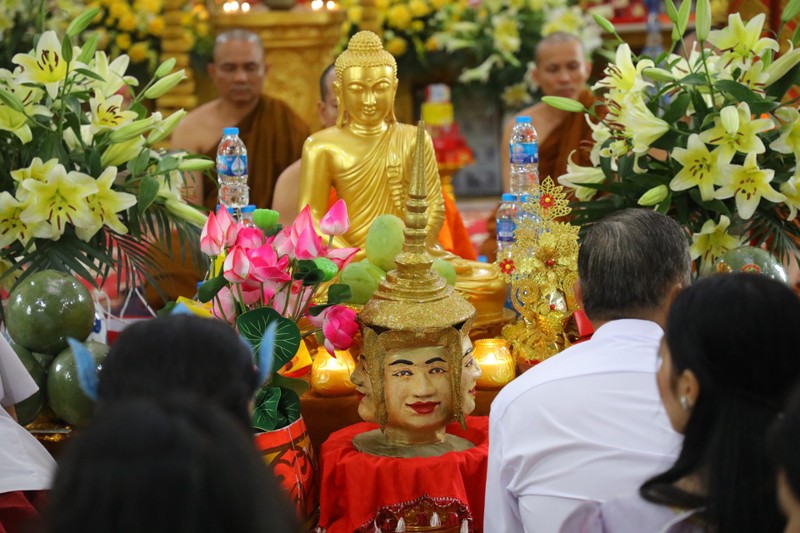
[473,338,515,390]
[311,347,356,396]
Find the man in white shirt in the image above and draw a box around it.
[485,209,690,532]
[0,336,56,530]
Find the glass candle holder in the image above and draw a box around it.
[311,347,356,396]
[473,338,515,390]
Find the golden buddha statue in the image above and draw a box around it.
[297,31,507,324]
[350,123,481,458]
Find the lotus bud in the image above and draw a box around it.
[109,116,156,143]
[147,109,186,144]
[143,70,186,99]
[719,106,739,135]
[638,185,669,206]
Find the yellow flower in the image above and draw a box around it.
[707,13,779,69]
[90,51,138,97]
[128,42,149,63]
[0,192,43,248]
[781,174,800,221]
[76,166,137,241]
[90,93,137,132]
[770,107,800,161]
[698,102,773,160]
[411,20,425,33]
[543,7,582,36]
[409,0,431,17]
[501,82,533,108]
[558,151,606,201]
[689,215,745,263]
[670,133,730,201]
[109,1,130,19]
[374,0,389,10]
[714,152,785,220]
[385,37,408,57]
[593,43,653,97]
[118,13,137,32]
[615,95,669,154]
[12,31,71,99]
[134,0,161,13]
[116,32,132,50]
[195,22,209,38]
[429,0,449,9]
[347,6,362,23]
[425,35,439,51]
[493,15,520,56]
[10,158,60,200]
[387,4,412,30]
[19,164,98,236]
[148,16,165,37]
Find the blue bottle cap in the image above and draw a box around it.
[515,116,531,123]
[223,127,239,135]
[501,193,518,202]
[241,205,256,213]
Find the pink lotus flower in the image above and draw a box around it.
[326,247,359,270]
[291,206,315,244]
[295,225,323,260]
[223,245,250,283]
[200,211,224,256]
[248,243,291,283]
[235,227,264,249]
[320,199,350,236]
[239,279,276,307]
[211,286,236,323]
[216,207,238,247]
[270,227,295,259]
[311,305,358,355]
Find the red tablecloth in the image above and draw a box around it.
[318,417,489,533]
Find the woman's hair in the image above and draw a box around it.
[769,384,800,507]
[641,273,800,532]
[97,315,259,431]
[45,396,297,533]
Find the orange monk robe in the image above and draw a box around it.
[325,187,477,261]
[479,88,601,262]
[145,95,309,307]
[202,94,310,210]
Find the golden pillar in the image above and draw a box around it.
[213,10,346,131]
[157,0,199,115]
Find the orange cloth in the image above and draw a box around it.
[325,186,477,260]
[202,94,310,210]
[318,417,489,533]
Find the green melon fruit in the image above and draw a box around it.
[366,214,405,272]
[10,343,47,425]
[433,259,457,286]
[340,261,386,305]
[6,270,95,355]
[47,341,109,427]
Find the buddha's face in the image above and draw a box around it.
[350,353,376,422]
[460,336,481,415]
[339,65,397,128]
[384,345,452,435]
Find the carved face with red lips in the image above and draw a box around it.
[383,345,453,435]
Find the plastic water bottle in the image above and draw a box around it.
[509,116,539,195]
[496,193,518,254]
[216,127,249,209]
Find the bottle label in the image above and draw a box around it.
[497,219,516,242]
[510,142,538,164]
[216,154,248,177]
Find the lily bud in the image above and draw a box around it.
[178,158,214,171]
[148,109,186,144]
[638,185,669,206]
[143,70,186,99]
[695,0,711,41]
[101,136,145,166]
[153,57,177,79]
[764,45,800,86]
[719,106,739,135]
[542,96,586,113]
[109,116,156,143]
[643,67,675,82]
[166,199,207,228]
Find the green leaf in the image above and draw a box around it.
[61,34,73,64]
[66,8,101,37]
[271,374,310,399]
[327,283,352,304]
[74,68,105,82]
[308,304,328,317]
[197,275,226,303]
[793,25,800,47]
[137,175,159,214]
[235,308,300,369]
[276,387,302,426]
[252,386,281,432]
[662,93,691,124]
[715,79,765,106]
[679,72,709,86]
[77,34,98,64]
[155,155,179,173]
[127,149,151,177]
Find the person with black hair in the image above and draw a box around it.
[44,396,297,533]
[563,273,800,532]
[769,386,800,532]
[486,209,691,532]
[98,314,259,431]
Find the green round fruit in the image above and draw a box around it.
[433,259,457,286]
[10,343,47,426]
[366,214,405,272]
[47,341,109,427]
[340,261,386,304]
[6,270,95,355]
[714,246,789,283]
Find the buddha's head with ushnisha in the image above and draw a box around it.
[333,31,399,128]
[353,124,479,455]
